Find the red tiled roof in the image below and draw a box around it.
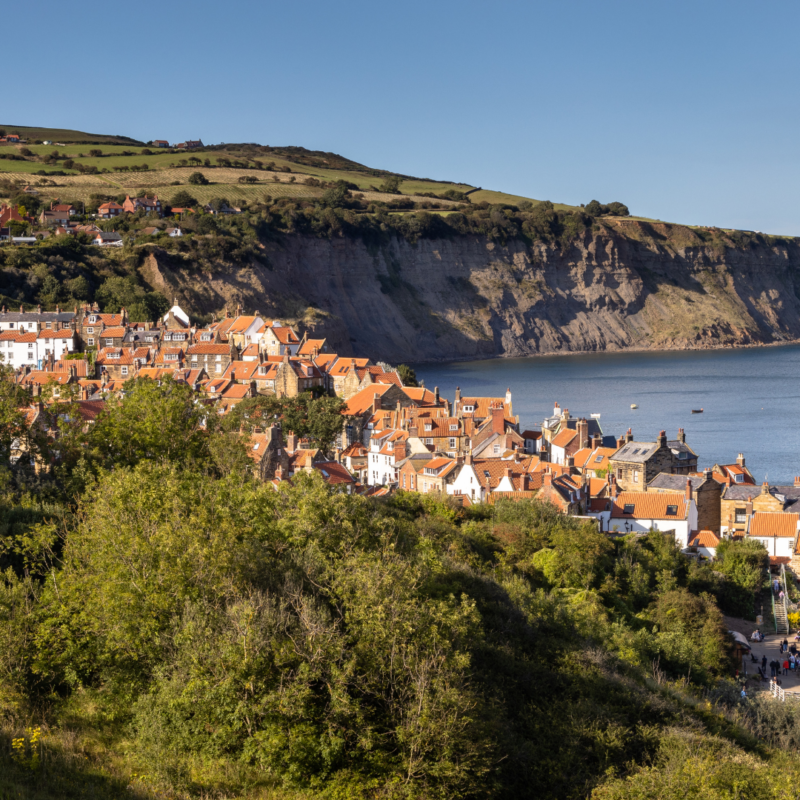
[298,339,326,356]
[688,530,720,548]
[313,461,355,485]
[268,326,299,344]
[551,428,577,448]
[751,513,799,538]
[37,329,75,340]
[97,326,127,338]
[187,343,231,355]
[611,491,688,520]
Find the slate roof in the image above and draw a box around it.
[648,474,704,491]
[612,441,660,463]
[0,311,75,323]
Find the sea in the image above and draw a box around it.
[413,345,800,484]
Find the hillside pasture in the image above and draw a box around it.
[0,125,142,144]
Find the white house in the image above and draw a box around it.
[162,304,191,328]
[367,430,428,487]
[747,512,800,558]
[607,490,697,548]
[0,328,76,369]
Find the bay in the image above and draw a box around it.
[413,345,800,484]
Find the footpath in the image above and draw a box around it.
[742,631,800,696]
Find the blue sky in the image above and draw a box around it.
[6,0,799,233]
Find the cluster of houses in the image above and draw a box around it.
[4,302,799,576]
[0,198,185,245]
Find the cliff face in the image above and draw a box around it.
[141,221,800,363]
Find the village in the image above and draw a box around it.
[2,300,799,580]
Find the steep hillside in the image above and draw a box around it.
[140,221,800,362]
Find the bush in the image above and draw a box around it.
[188,172,209,185]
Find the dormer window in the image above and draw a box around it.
[734,473,744,483]
[462,405,474,413]
[89,315,97,323]
[450,425,458,431]
[666,505,678,516]
[108,352,120,359]
[201,333,212,341]
[425,424,433,432]
[622,504,635,515]
[165,353,178,360]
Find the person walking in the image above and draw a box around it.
[784,658,790,676]
[762,654,768,671]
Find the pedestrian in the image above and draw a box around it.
[762,654,768,671]
[791,655,797,672]
[780,590,785,602]
[784,659,790,676]
[770,660,776,678]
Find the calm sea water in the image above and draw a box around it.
[414,346,800,484]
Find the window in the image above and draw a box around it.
[121,366,128,376]
[87,327,94,334]
[105,339,113,347]
[622,504,635,514]
[665,505,678,516]
[735,508,747,524]
[633,471,639,483]
[424,424,432,432]
[425,438,433,445]
[450,425,458,431]
[88,338,94,346]
[449,438,456,449]
[735,474,744,483]
[493,445,500,454]
[45,322,51,329]
[8,323,13,329]
[595,455,603,463]
[462,405,474,413]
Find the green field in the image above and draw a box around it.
[0,124,574,211]
[0,124,141,144]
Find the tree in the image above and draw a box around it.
[396,364,418,387]
[321,180,351,208]
[88,376,209,470]
[170,190,198,208]
[88,149,102,158]
[188,172,209,185]
[716,538,768,594]
[379,175,402,194]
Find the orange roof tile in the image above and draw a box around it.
[313,461,355,485]
[551,428,578,448]
[37,329,75,340]
[688,530,720,548]
[751,513,799,538]
[611,491,688,520]
[188,343,231,355]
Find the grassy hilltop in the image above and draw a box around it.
[0,124,573,212]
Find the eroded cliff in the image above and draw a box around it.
[140,221,800,362]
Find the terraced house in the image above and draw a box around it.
[608,429,697,491]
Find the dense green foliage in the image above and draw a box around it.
[0,374,793,799]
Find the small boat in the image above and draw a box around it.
[630,404,638,409]
[591,413,601,418]
[691,408,704,414]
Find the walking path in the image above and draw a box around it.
[742,630,800,695]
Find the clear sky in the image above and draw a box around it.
[6,0,799,233]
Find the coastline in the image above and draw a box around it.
[408,336,800,366]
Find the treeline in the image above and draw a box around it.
[1,375,798,799]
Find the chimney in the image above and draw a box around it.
[455,386,461,405]
[562,407,570,420]
[544,472,553,487]
[408,425,418,438]
[465,451,472,465]
[372,392,382,412]
[275,464,284,481]
[566,455,575,472]
[794,477,800,488]
[617,436,625,449]
[746,496,753,518]
[657,429,666,448]
[577,418,589,450]
[504,466,513,483]
[434,386,439,405]
[685,478,692,502]
[761,481,770,496]
[394,440,407,462]
[737,453,746,467]
[703,467,713,483]
[491,405,505,435]
[553,401,560,417]
[677,427,686,444]
[591,433,602,450]
[81,386,89,401]
[286,432,298,452]
[626,428,634,443]
[20,305,24,313]
[521,473,529,491]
